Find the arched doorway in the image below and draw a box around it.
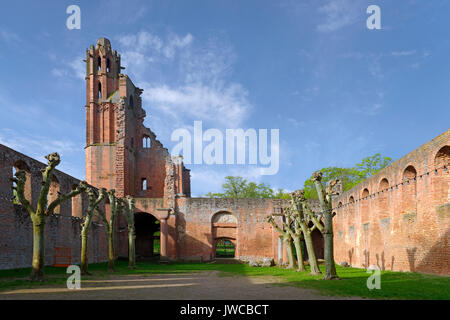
[215,238,236,258]
[211,211,237,259]
[134,212,160,258]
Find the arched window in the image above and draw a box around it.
[48,175,60,214]
[347,196,355,225]
[361,188,370,222]
[378,178,390,219]
[402,165,417,214]
[12,160,32,204]
[142,178,147,191]
[97,57,101,71]
[362,188,370,199]
[403,165,417,181]
[98,82,102,99]
[71,184,83,218]
[142,136,151,149]
[433,146,449,204]
[106,58,111,73]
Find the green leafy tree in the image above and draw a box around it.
[205,176,289,199]
[303,154,392,199]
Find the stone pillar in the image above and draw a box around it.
[277,237,283,263]
[158,208,172,261]
[160,217,169,261]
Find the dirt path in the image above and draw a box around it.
[0,271,363,300]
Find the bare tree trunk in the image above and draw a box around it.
[122,196,136,269]
[292,236,305,272]
[80,226,89,275]
[30,219,45,281]
[81,187,105,275]
[323,213,338,280]
[299,223,321,274]
[289,191,322,275]
[313,172,340,280]
[12,152,87,281]
[284,235,296,269]
[107,229,115,272]
[96,190,121,272]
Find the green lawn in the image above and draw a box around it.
[0,260,448,300]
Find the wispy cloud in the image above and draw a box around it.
[51,56,85,81]
[116,30,251,129]
[316,0,361,32]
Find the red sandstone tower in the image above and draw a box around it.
[84,38,190,199]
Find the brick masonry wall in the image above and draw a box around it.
[332,129,449,275]
[0,144,108,270]
[175,197,290,262]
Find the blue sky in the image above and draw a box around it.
[0,0,449,196]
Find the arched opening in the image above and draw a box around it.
[12,160,32,204]
[212,211,237,259]
[106,58,111,73]
[134,212,160,258]
[98,82,102,99]
[97,56,101,71]
[433,146,449,204]
[348,196,355,225]
[142,135,151,149]
[402,165,417,214]
[71,184,83,218]
[361,188,370,222]
[48,175,60,214]
[141,178,147,191]
[378,178,390,219]
[215,238,235,258]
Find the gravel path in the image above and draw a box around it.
[0,271,363,300]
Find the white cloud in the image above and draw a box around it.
[317,0,361,32]
[117,30,251,129]
[51,56,84,81]
[391,50,416,57]
[0,30,21,44]
[143,82,250,127]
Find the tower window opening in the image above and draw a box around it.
[142,178,147,191]
[98,82,102,99]
[143,136,151,149]
[106,58,110,73]
[97,57,101,71]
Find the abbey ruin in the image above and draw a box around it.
[0,38,448,275]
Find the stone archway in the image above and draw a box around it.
[134,212,160,258]
[211,211,237,258]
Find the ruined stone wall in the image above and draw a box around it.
[332,129,449,275]
[0,144,108,270]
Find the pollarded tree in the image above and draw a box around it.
[96,189,122,272]
[312,171,340,280]
[290,190,322,275]
[283,207,306,272]
[12,152,87,281]
[121,195,136,269]
[80,186,106,275]
[267,215,296,269]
